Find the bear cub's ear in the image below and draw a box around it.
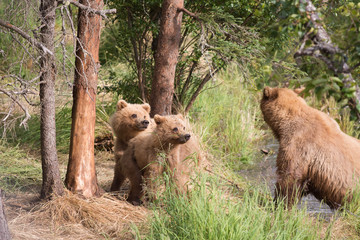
[263,86,272,99]
[176,114,184,120]
[154,114,165,124]
[294,87,305,97]
[117,100,128,111]
[142,103,151,113]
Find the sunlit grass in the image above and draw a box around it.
[12,101,115,154]
[142,173,328,240]
[190,66,264,169]
[0,141,42,192]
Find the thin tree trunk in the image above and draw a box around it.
[185,68,219,114]
[65,0,103,197]
[0,190,11,240]
[127,9,146,101]
[150,0,184,116]
[39,0,64,199]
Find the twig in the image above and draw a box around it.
[58,0,116,19]
[0,88,31,128]
[205,168,242,191]
[177,7,200,21]
[0,19,53,55]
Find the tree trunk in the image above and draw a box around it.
[150,0,184,116]
[65,0,103,197]
[0,190,11,240]
[295,0,360,116]
[39,0,64,199]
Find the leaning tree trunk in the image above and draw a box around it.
[149,0,184,117]
[295,0,360,117]
[65,0,103,197]
[0,190,11,240]
[39,0,64,199]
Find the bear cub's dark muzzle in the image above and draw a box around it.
[141,120,149,127]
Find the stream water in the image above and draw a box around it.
[239,140,334,220]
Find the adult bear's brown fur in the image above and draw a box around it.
[111,114,191,205]
[260,86,360,209]
[109,100,151,163]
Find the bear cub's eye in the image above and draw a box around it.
[172,127,178,132]
[131,114,137,119]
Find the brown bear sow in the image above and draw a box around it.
[109,100,151,162]
[110,114,191,205]
[261,87,360,209]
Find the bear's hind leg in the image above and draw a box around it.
[274,177,304,209]
[110,155,126,191]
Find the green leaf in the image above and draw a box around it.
[312,78,328,85]
[330,77,342,84]
[299,77,312,83]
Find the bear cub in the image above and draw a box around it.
[110,114,191,205]
[109,100,151,162]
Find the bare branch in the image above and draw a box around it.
[58,0,116,19]
[0,88,31,128]
[0,19,53,55]
[177,7,200,20]
[184,68,220,114]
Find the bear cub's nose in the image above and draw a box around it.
[184,134,191,141]
[142,120,149,126]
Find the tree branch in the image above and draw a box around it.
[58,0,116,19]
[184,68,219,114]
[0,19,53,55]
[0,88,31,128]
[177,7,200,21]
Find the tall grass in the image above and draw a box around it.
[12,101,115,154]
[190,67,264,168]
[0,141,42,192]
[13,104,73,153]
[142,173,329,240]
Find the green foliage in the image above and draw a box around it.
[0,141,42,192]
[190,67,264,168]
[142,173,327,240]
[100,0,268,108]
[12,101,114,154]
[13,104,72,153]
[98,64,142,104]
[0,0,39,76]
[261,0,360,118]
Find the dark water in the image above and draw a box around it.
[239,140,334,220]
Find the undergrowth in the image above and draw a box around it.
[190,67,264,169]
[12,101,115,154]
[0,141,42,192]
[142,173,330,240]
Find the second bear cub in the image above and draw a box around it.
[110,114,191,205]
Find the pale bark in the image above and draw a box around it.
[0,190,11,240]
[65,0,103,197]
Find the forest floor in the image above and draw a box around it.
[3,148,153,240]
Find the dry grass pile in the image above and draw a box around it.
[8,191,150,240]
